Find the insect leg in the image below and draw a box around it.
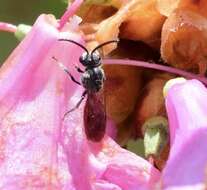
[52,56,81,85]
[75,66,84,73]
[61,66,81,85]
[63,90,87,120]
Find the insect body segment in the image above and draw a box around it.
[84,90,106,142]
[58,39,119,142]
[81,66,105,93]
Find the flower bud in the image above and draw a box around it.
[14,24,32,41]
[142,116,169,158]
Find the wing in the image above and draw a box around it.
[84,89,106,142]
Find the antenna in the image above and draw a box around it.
[91,39,119,61]
[59,39,89,56]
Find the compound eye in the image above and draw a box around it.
[79,55,84,63]
[79,52,88,66]
[92,53,101,66]
[92,52,101,61]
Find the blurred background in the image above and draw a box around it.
[0,0,66,63]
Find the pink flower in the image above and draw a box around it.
[0,2,160,189]
[0,13,84,189]
[61,99,160,190]
[5,1,207,189]
[161,79,207,190]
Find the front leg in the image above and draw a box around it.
[75,66,84,73]
[52,56,81,85]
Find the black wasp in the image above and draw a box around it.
[57,39,119,142]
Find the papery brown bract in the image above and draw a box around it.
[161,8,207,74]
[104,64,141,124]
[135,73,172,129]
[120,0,166,49]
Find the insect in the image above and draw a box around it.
[57,39,119,142]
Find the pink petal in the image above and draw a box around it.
[162,128,207,190]
[163,79,207,189]
[105,118,117,140]
[0,22,17,33]
[93,180,122,190]
[58,0,84,30]
[61,100,161,190]
[99,138,160,190]
[0,14,84,189]
[165,79,207,144]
